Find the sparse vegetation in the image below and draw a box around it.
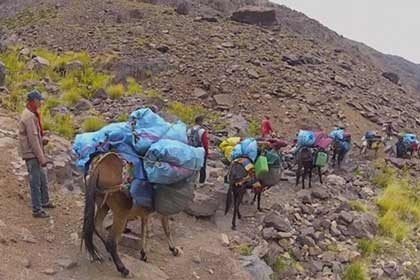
[126,77,143,96]
[168,101,207,125]
[42,110,75,139]
[106,84,125,100]
[372,165,420,242]
[234,244,253,256]
[349,200,368,212]
[247,119,260,137]
[357,239,382,257]
[342,262,368,280]
[82,116,106,132]
[0,47,147,138]
[116,112,129,122]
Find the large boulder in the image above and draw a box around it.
[231,6,277,26]
[240,255,273,280]
[382,72,400,85]
[263,212,292,232]
[28,56,50,71]
[176,1,192,15]
[184,192,221,218]
[347,213,377,239]
[112,58,169,83]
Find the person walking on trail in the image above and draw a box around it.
[187,116,209,185]
[18,90,54,218]
[261,116,274,138]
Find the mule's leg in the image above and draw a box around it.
[94,203,110,241]
[161,216,180,256]
[318,166,323,184]
[301,167,306,189]
[237,189,245,220]
[106,213,130,277]
[296,165,301,187]
[257,192,262,212]
[232,189,238,230]
[139,215,149,262]
[251,192,257,205]
[308,167,313,189]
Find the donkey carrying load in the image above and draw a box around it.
[82,153,194,276]
[224,139,286,230]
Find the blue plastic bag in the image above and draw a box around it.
[129,108,188,155]
[329,128,345,141]
[144,139,205,184]
[230,138,258,162]
[130,179,153,208]
[297,130,316,147]
[72,122,133,170]
[403,133,417,145]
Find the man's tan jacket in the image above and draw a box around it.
[18,108,46,163]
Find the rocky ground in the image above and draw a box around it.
[1,0,420,139]
[1,112,419,280]
[1,1,420,279]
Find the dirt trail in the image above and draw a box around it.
[0,112,259,280]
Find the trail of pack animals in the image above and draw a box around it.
[67,105,420,276]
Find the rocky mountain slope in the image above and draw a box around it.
[1,1,420,279]
[1,0,420,140]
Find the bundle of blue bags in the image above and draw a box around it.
[72,108,205,208]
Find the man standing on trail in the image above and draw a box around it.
[261,116,274,138]
[18,90,54,218]
[187,116,209,185]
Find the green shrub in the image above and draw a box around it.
[82,116,106,132]
[349,201,368,212]
[126,77,143,96]
[168,101,207,125]
[343,262,368,280]
[107,84,125,99]
[247,119,259,137]
[42,110,75,139]
[234,244,253,256]
[116,113,129,122]
[378,211,410,242]
[357,239,382,257]
[62,89,82,105]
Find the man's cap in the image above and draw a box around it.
[27,90,44,101]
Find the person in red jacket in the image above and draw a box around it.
[261,116,274,138]
[188,116,209,184]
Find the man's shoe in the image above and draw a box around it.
[42,203,56,209]
[32,211,50,218]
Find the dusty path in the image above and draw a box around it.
[0,113,255,280]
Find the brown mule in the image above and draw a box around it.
[82,153,180,277]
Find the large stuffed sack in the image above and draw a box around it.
[72,122,133,169]
[144,139,205,184]
[265,149,281,167]
[255,155,269,179]
[129,108,188,155]
[153,176,196,216]
[259,166,282,187]
[219,137,241,162]
[230,138,258,162]
[329,128,345,141]
[403,133,418,145]
[297,130,315,147]
[313,132,333,150]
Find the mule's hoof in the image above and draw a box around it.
[170,246,182,257]
[231,225,237,231]
[120,267,130,278]
[257,208,263,212]
[140,250,148,262]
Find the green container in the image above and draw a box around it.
[315,151,328,167]
[255,155,269,179]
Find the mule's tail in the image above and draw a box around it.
[82,169,101,261]
[225,184,233,215]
